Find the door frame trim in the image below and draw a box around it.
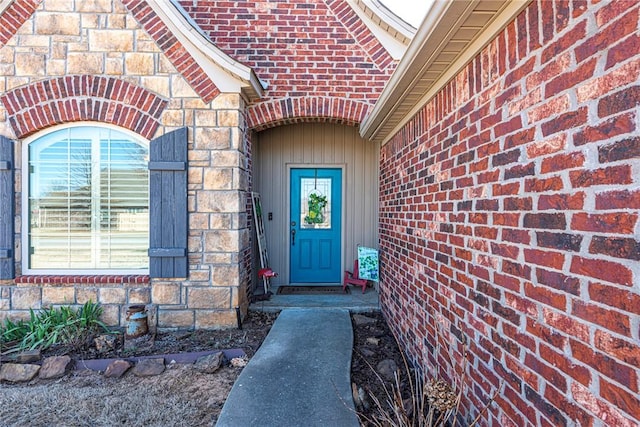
[286,163,346,284]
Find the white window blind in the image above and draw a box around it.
[27,126,149,271]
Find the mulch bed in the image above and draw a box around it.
[350,311,412,425]
[3,310,406,424]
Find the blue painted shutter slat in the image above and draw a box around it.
[0,136,14,279]
[148,128,188,278]
[148,161,186,171]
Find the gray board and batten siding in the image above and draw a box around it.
[254,123,379,286]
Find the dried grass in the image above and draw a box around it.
[0,364,240,426]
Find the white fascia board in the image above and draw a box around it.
[359,0,457,140]
[348,0,417,60]
[147,0,265,100]
[0,1,10,13]
[367,0,420,38]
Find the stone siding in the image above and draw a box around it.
[0,0,250,328]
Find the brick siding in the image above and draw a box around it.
[180,0,396,130]
[0,0,40,46]
[0,76,167,138]
[379,1,639,425]
[246,96,370,131]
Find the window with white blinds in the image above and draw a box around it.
[26,126,149,272]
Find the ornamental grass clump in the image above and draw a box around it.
[359,320,501,426]
[424,378,458,413]
[0,301,110,354]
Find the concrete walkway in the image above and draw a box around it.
[216,308,359,427]
[250,284,379,313]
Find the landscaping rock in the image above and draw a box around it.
[0,363,40,383]
[376,359,398,381]
[366,337,380,346]
[358,386,371,410]
[39,355,72,379]
[194,351,224,374]
[353,314,377,326]
[132,358,165,377]
[104,360,132,378]
[351,382,371,411]
[230,356,248,367]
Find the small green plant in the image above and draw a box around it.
[0,301,110,354]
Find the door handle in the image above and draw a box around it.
[291,229,296,246]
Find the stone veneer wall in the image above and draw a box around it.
[379,0,639,425]
[0,0,250,328]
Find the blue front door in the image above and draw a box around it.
[290,168,342,283]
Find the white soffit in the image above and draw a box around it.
[360,0,532,144]
[148,0,265,101]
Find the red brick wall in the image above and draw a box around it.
[180,0,395,129]
[0,0,40,46]
[0,76,166,138]
[379,1,639,425]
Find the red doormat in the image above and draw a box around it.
[276,286,351,295]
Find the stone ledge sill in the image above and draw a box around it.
[14,275,150,285]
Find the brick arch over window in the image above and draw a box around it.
[0,0,41,48]
[0,76,168,139]
[247,97,372,132]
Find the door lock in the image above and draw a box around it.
[291,228,296,246]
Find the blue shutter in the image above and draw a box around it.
[0,136,14,279]
[148,128,188,278]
